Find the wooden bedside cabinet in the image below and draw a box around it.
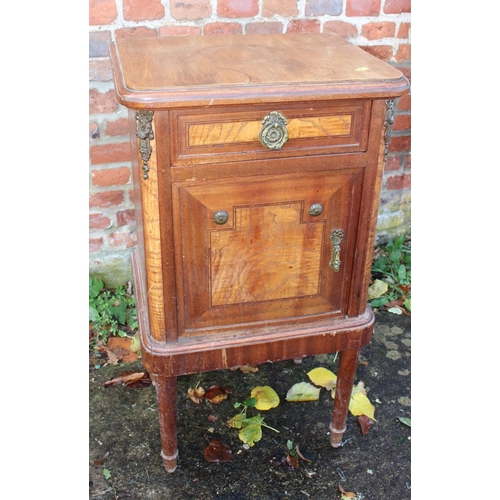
[110,33,409,473]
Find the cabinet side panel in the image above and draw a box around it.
[136,116,167,342]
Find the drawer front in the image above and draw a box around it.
[172,169,364,337]
[170,101,371,166]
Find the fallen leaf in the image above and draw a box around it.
[204,386,229,404]
[349,391,376,421]
[339,484,356,498]
[307,367,337,391]
[187,386,205,404]
[207,415,218,422]
[367,279,388,300]
[358,415,375,435]
[397,416,411,427]
[286,453,299,468]
[93,452,109,466]
[250,386,280,410]
[203,439,233,463]
[103,371,151,388]
[229,365,259,373]
[105,336,139,363]
[129,333,141,353]
[295,445,312,463]
[227,413,247,429]
[286,382,321,402]
[387,306,403,315]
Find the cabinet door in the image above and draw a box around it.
[172,169,363,337]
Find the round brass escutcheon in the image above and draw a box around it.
[213,210,229,225]
[309,203,323,216]
[259,111,288,150]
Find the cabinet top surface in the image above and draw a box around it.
[110,33,409,108]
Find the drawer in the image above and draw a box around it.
[169,100,371,166]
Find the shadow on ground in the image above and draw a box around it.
[89,310,410,500]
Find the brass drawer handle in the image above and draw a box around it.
[329,230,344,272]
[309,203,323,216]
[259,111,288,150]
[213,211,229,225]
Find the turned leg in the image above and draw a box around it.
[330,349,360,448]
[153,375,178,473]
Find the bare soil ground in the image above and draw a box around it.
[89,310,410,500]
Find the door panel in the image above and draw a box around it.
[172,169,363,336]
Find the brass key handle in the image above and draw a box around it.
[259,111,288,150]
[329,230,344,272]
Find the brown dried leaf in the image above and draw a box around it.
[93,452,109,466]
[204,386,230,404]
[187,386,206,404]
[286,453,299,469]
[295,445,312,463]
[339,484,357,498]
[207,415,218,422]
[105,337,139,363]
[358,415,375,435]
[229,365,259,373]
[203,439,233,463]
[103,371,151,388]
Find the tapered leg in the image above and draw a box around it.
[153,375,178,473]
[330,349,360,447]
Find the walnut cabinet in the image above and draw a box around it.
[110,33,409,473]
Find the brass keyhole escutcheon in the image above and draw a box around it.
[213,211,229,225]
[329,229,344,272]
[259,111,289,150]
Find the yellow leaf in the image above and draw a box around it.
[286,382,321,402]
[238,423,262,447]
[368,279,388,299]
[250,386,280,410]
[349,392,376,421]
[307,367,337,391]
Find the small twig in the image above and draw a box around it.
[336,468,347,481]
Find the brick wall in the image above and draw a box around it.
[89,0,411,286]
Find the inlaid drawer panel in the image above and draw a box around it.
[170,100,371,166]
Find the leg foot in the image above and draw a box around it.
[153,375,179,473]
[330,349,360,448]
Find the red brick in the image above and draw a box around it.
[89,191,124,208]
[397,65,411,81]
[92,167,131,187]
[361,22,396,40]
[306,0,342,16]
[90,237,104,253]
[205,23,243,35]
[218,0,258,18]
[90,213,112,229]
[384,155,401,172]
[89,31,112,57]
[346,0,381,16]
[246,22,283,34]
[105,118,129,137]
[89,59,112,82]
[89,89,118,114]
[384,0,411,14]
[397,94,411,111]
[323,21,358,39]
[404,154,411,170]
[359,45,393,62]
[117,209,136,226]
[123,0,164,21]
[262,0,297,16]
[90,122,100,140]
[286,20,321,34]
[393,114,410,131]
[90,143,131,165]
[159,26,202,36]
[386,173,410,190]
[398,22,410,39]
[170,0,211,20]
[115,27,157,39]
[109,231,137,248]
[394,44,411,62]
[90,0,117,25]
[388,135,410,153]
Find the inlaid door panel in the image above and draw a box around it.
[172,169,363,336]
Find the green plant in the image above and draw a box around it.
[89,276,138,347]
[369,234,411,311]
